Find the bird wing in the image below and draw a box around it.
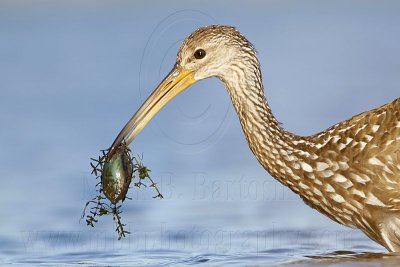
[316,98,400,250]
[313,98,400,182]
[310,98,400,207]
[343,98,400,200]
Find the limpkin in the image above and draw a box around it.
[108,25,400,252]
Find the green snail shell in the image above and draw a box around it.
[101,145,134,204]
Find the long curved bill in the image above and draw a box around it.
[108,65,196,159]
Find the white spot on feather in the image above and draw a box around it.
[351,188,366,198]
[365,193,386,207]
[315,142,324,149]
[301,162,313,172]
[349,173,370,184]
[299,182,309,190]
[386,140,395,146]
[326,184,335,192]
[313,188,323,196]
[339,162,349,170]
[372,125,380,132]
[339,125,354,133]
[335,174,353,189]
[292,175,301,181]
[292,162,301,170]
[355,124,367,135]
[334,174,347,183]
[338,143,347,150]
[365,135,373,141]
[369,157,385,167]
[320,170,334,178]
[316,162,329,171]
[280,149,288,156]
[332,194,345,203]
[359,141,367,150]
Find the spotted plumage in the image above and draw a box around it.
[109,25,400,252]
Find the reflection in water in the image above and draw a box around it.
[8,227,393,266]
[12,250,400,267]
[289,251,400,267]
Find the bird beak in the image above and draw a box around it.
[107,65,196,158]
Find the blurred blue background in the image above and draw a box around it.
[0,0,399,265]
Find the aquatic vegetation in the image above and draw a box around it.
[133,155,164,199]
[82,142,163,240]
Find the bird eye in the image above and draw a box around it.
[194,49,206,59]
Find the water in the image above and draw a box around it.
[1,1,400,266]
[3,223,396,266]
[3,228,399,266]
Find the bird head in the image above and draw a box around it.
[108,25,256,157]
[177,25,254,80]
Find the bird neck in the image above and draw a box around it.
[220,62,315,189]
